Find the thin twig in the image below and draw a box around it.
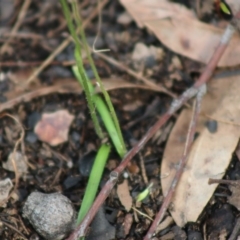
[208,178,238,186]
[0,60,76,67]
[95,51,176,98]
[66,22,235,240]
[144,84,206,240]
[139,153,148,185]
[0,220,28,240]
[0,0,32,54]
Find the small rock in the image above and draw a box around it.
[26,132,38,144]
[2,151,28,175]
[22,192,76,240]
[34,110,74,146]
[78,151,96,177]
[28,112,41,129]
[63,176,81,190]
[117,12,133,25]
[132,42,151,62]
[0,178,13,205]
[86,207,116,240]
[171,56,183,70]
[132,43,164,65]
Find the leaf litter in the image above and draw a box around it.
[2,0,240,239]
[117,179,133,212]
[162,76,240,227]
[120,0,240,66]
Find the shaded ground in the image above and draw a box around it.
[0,0,239,239]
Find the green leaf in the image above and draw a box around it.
[136,183,153,202]
[77,143,111,223]
[220,2,231,15]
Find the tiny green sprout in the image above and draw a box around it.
[136,182,153,203]
[220,2,231,15]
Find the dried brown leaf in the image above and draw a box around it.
[117,179,133,212]
[120,0,240,67]
[161,76,240,226]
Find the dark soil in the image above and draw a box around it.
[0,0,239,240]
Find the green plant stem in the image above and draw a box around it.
[60,0,104,139]
[73,65,125,157]
[71,0,126,156]
[77,143,111,223]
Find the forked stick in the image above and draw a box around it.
[144,84,206,240]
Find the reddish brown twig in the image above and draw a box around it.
[144,84,206,240]
[66,23,235,240]
[208,178,238,186]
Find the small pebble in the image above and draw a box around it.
[23,192,76,240]
[2,151,28,175]
[86,207,116,240]
[28,112,41,129]
[78,151,96,177]
[117,12,133,25]
[0,178,13,205]
[63,176,81,189]
[26,132,38,144]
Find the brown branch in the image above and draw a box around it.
[143,22,237,239]
[144,84,206,240]
[208,178,238,186]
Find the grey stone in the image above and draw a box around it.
[23,192,76,240]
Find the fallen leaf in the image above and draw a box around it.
[123,213,133,236]
[34,110,74,146]
[156,216,174,233]
[0,77,164,113]
[117,179,133,212]
[120,0,240,67]
[161,76,240,227]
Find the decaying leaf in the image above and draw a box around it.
[120,0,240,67]
[161,76,240,227]
[117,179,133,212]
[34,110,74,146]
